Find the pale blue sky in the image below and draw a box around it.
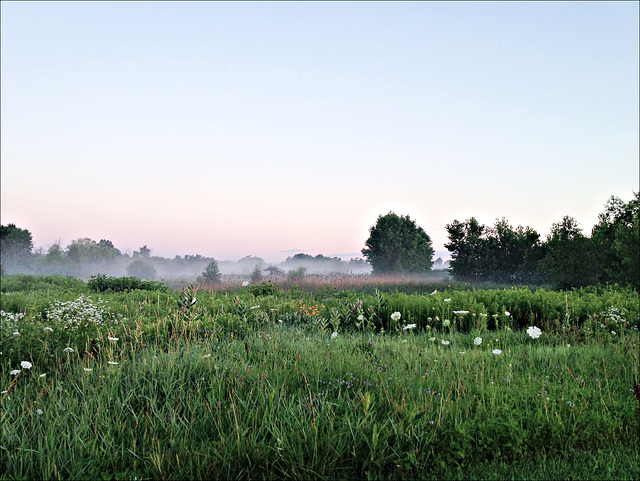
[2,1,638,262]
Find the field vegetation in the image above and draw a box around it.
[1,274,638,480]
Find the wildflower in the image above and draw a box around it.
[39,374,46,378]
[391,312,401,321]
[443,319,450,327]
[428,337,436,341]
[474,337,482,345]
[63,347,74,353]
[35,409,43,415]
[492,349,502,355]
[10,370,21,375]
[505,311,510,317]
[444,299,451,303]
[403,324,417,330]
[611,330,616,335]
[357,314,364,321]
[43,327,53,333]
[107,337,119,341]
[107,361,119,365]
[331,332,338,339]
[526,326,542,339]
[191,297,197,305]
[242,281,249,287]
[84,368,93,372]
[13,331,21,337]
[21,361,32,370]
[453,310,469,315]
[441,340,450,345]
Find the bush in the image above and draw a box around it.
[249,280,279,296]
[87,274,167,293]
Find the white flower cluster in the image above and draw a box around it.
[1,310,26,338]
[45,296,120,332]
[526,326,542,339]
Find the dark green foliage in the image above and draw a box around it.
[591,192,640,289]
[445,217,546,284]
[445,193,639,289]
[0,224,34,273]
[249,280,279,296]
[87,274,167,293]
[541,216,597,289]
[0,274,85,293]
[362,212,435,275]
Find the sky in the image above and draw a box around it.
[1,1,638,263]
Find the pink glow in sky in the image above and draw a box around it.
[2,2,638,263]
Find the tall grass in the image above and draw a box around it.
[1,277,638,480]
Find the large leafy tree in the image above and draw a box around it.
[591,193,639,288]
[0,224,34,273]
[362,213,434,275]
[541,216,597,289]
[445,217,488,280]
[445,217,545,283]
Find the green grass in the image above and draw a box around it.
[1,276,639,480]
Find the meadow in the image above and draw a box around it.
[1,274,639,480]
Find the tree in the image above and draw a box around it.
[0,224,34,273]
[591,193,639,288]
[126,260,157,280]
[362,213,434,275]
[201,260,221,284]
[133,245,151,259]
[445,217,488,280]
[542,216,596,289]
[445,217,545,283]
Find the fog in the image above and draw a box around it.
[2,247,454,282]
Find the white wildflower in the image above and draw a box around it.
[331,331,338,339]
[10,369,21,375]
[474,337,482,345]
[403,324,417,330]
[492,349,502,355]
[63,347,74,353]
[21,361,32,370]
[441,340,450,345]
[391,312,401,321]
[526,326,542,339]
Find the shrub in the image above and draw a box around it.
[87,274,167,293]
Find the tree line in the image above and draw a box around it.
[0,232,370,280]
[360,193,638,290]
[2,193,637,289]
